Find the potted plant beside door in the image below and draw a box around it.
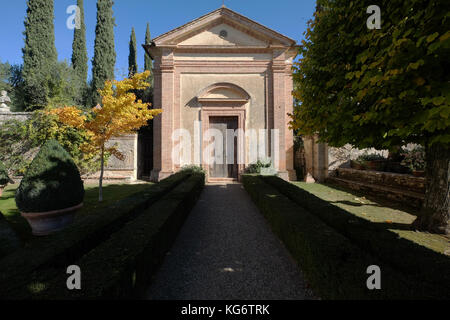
[15,140,85,236]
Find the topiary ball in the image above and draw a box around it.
[0,160,11,186]
[15,140,85,213]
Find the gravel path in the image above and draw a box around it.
[147,182,316,300]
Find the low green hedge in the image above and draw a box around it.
[0,170,192,299]
[242,174,440,299]
[36,172,205,299]
[261,175,450,297]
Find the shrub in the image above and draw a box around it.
[245,159,272,174]
[0,160,12,186]
[0,110,103,176]
[36,172,205,299]
[241,175,421,299]
[180,165,206,174]
[15,140,84,213]
[356,153,386,162]
[261,175,450,298]
[0,170,191,299]
[401,146,426,171]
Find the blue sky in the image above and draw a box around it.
[0,0,316,80]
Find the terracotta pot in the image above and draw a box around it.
[412,170,425,177]
[366,160,385,171]
[21,203,83,236]
[351,160,365,170]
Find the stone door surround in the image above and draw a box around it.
[198,83,247,181]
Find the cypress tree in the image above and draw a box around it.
[128,27,137,78]
[91,0,116,105]
[71,0,88,104]
[22,0,58,110]
[144,22,153,85]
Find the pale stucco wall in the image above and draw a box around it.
[179,23,267,46]
[179,73,267,166]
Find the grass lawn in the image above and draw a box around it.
[0,182,153,245]
[292,182,449,254]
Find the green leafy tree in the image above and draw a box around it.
[47,61,80,108]
[71,0,88,106]
[91,0,116,105]
[22,0,58,110]
[15,140,84,213]
[291,0,450,234]
[137,22,153,104]
[0,61,26,111]
[128,27,138,78]
[144,22,153,86]
[8,64,26,111]
[0,61,12,93]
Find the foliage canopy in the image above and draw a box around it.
[290,0,450,150]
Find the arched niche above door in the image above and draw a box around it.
[197,83,250,107]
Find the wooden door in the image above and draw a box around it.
[209,117,238,178]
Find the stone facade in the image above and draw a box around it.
[144,7,298,181]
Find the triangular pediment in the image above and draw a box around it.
[152,7,296,47]
[179,23,267,47]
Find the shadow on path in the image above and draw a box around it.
[147,183,316,300]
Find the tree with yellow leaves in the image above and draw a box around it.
[52,71,162,201]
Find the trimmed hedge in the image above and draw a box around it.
[261,175,450,297]
[15,140,84,212]
[0,160,11,186]
[242,174,442,299]
[0,170,192,299]
[36,172,205,299]
[0,211,21,258]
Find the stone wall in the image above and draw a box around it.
[303,135,328,182]
[328,143,420,172]
[0,111,32,123]
[85,134,138,181]
[330,168,425,208]
[328,144,388,172]
[336,168,425,193]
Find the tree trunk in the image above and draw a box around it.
[413,142,450,234]
[99,145,104,202]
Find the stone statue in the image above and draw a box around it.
[0,91,11,113]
